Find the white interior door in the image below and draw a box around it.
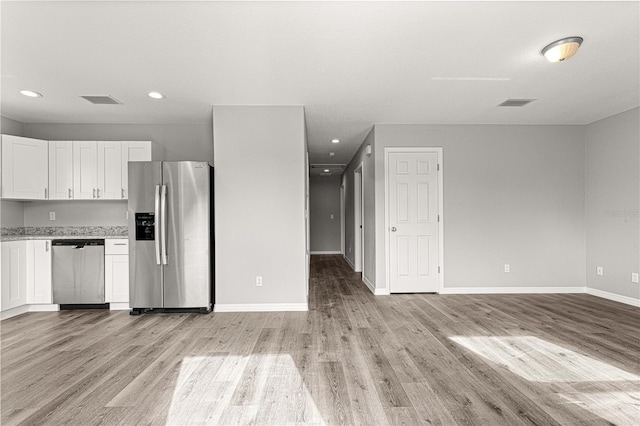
[388,151,439,293]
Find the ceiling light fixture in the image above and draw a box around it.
[541,37,583,62]
[324,169,330,173]
[148,91,165,99]
[331,139,340,144]
[20,89,43,98]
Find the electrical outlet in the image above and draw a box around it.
[256,276,263,287]
[596,266,604,276]
[632,273,639,284]
[504,264,510,273]
[49,211,56,221]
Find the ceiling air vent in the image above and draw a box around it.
[80,95,123,105]
[498,99,536,107]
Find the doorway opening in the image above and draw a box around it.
[354,163,364,273]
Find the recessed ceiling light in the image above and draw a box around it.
[148,91,165,99]
[20,89,43,98]
[324,169,330,173]
[542,36,583,62]
[331,139,340,144]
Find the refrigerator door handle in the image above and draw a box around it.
[160,184,168,265]
[154,184,161,265]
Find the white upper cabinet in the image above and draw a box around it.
[73,141,99,199]
[74,141,123,200]
[121,142,152,199]
[1,135,49,200]
[2,137,160,201]
[48,141,74,200]
[98,142,123,200]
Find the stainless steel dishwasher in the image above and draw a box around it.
[52,240,105,306]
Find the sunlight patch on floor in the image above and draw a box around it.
[166,354,325,426]
[449,335,640,383]
[558,391,640,425]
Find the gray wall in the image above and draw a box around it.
[1,201,25,228]
[23,122,213,164]
[343,128,376,284]
[23,200,127,226]
[585,108,639,300]
[309,174,341,253]
[372,124,586,291]
[213,106,307,307]
[1,116,24,136]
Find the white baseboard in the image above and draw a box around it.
[28,304,59,312]
[310,251,341,255]
[214,303,308,313]
[344,255,355,270]
[586,287,640,307]
[440,286,586,295]
[1,305,29,320]
[362,275,390,295]
[109,303,130,311]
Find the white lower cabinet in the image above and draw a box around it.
[105,239,129,308]
[26,240,52,304]
[2,238,129,318]
[1,241,27,311]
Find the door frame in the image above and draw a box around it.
[340,182,345,256]
[354,162,364,273]
[384,147,444,294]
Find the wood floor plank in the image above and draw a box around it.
[2,254,638,425]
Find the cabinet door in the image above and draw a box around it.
[105,254,129,303]
[1,241,27,311]
[48,141,74,200]
[121,142,151,199]
[97,142,122,200]
[73,141,98,199]
[26,240,52,304]
[1,135,48,200]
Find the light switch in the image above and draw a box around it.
[49,211,56,221]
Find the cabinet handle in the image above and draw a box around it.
[68,188,72,199]
[121,188,125,199]
[45,241,49,252]
[114,243,127,246]
[93,188,97,198]
[97,188,101,198]
[44,188,48,199]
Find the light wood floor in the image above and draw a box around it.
[2,255,639,425]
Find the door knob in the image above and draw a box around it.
[391,227,397,232]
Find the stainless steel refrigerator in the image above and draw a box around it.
[128,161,214,314]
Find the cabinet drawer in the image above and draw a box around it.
[105,239,129,255]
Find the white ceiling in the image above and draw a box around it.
[2,1,638,165]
